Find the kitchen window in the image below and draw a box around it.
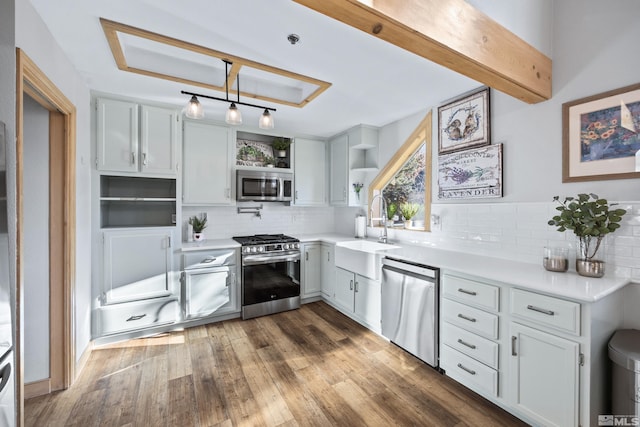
[369,111,432,231]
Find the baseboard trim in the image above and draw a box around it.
[24,379,51,399]
[74,341,93,383]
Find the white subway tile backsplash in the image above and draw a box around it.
[392,201,640,275]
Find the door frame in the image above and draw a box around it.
[15,48,76,422]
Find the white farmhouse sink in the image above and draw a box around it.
[334,240,401,280]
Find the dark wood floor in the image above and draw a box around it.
[25,302,526,426]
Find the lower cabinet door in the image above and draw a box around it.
[354,274,381,332]
[334,268,355,312]
[182,267,236,319]
[509,322,579,427]
[99,297,178,335]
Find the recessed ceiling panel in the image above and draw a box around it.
[101,18,331,107]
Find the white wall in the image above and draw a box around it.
[16,1,92,362]
[22,95,49,383]
[360,0,640,282]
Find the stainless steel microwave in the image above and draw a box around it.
[236,170,293,202]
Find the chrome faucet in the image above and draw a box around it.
[369,194,388,243]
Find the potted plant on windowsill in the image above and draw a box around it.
[399,203,420,229]
[272,137,291,158]
[548,193,626,277]
[189,214,208,241]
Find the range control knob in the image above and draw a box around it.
[283,243,289,250]
[250,247,257,253]
[294,243,300,249]
[257,246,265,253]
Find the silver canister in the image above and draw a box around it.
[543,246,568,272]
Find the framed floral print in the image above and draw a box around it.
[438,87,491,154]
[562,82,640,182]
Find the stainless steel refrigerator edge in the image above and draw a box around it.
[381,257,439,368]
[0,121,15,426]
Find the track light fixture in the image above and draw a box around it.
[182,59,276,128]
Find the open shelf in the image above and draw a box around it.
[100,175,176,228]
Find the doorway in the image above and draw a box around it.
[15,49,76,422]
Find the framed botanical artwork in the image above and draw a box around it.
[438,87,490,154]
[562,82,640,182]
[438,144,503,200]
[236,139,275,167]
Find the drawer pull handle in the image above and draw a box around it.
[526,305,555,316]
[457,339,476,349]
[457,313,477,323]
[126,314,147,322]
[458,288,477,296]
[512,336,518,356]
[457,363,476,375]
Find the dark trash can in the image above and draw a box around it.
[609,329,640,415]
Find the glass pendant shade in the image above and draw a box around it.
[185,95,204,119]
[225,102,242,125]
[259,109,274,129]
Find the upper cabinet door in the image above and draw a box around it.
[140,105,178,176]
[294,138,326,206]
[329,134,348,206]
[97,98,139,173]
[183,121,234,205]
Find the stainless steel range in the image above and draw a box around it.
[233,234,301,319]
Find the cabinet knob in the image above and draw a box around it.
[142,152,148,166]
[511,336,518,356]
[131,151,136,165]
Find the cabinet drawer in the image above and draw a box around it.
[441,345,498,398]
[510,289,580,335]
[99,297,178,335]
[441,322,499,369]
[443,275,499,312]
[442,298,498,340]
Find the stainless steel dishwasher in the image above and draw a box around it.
[381,257,439,368]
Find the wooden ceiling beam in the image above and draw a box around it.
[293,0,552,104]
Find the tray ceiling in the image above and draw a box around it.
[100,18,331,108]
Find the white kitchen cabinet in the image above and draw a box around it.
[328,125,379,207]
[97,98,138,173]
[139,104,179,175]
[329,133,348,206]
[98,296,178,336]
[301,243,322,299]
[334,267,381,332]
[320,243,335,300]
[334,267,355,312]
[182,120,234,205]
[509,322,579,427]
[102,228,174,305]
[293,138,326,206]
[96,98,178,176]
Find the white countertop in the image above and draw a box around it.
[181,234,631,302]
[295,234,631,303]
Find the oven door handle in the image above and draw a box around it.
[243,252,300,265]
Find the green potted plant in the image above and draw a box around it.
[386,202,398,222]
[548,193,626,277]
[189,214,208,241]
[272,137,291,157]
[399,202,420,228]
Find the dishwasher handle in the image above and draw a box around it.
[382,258,438,280]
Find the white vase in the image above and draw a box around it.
[193,232,204,241]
